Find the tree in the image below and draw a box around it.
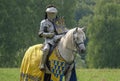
[75,0,95,22]
[0,0,77,67]
[86,0,120,68]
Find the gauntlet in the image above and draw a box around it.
[54,35,63,42]
[42,33,54,38]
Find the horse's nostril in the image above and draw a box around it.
[81,49,85,53]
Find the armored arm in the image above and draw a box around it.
[38,20,54,38]
[53,34,65,43]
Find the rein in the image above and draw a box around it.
[56,31,78,65]
[56,46,75,65]
[55,28,85,64]
[66,31,84,54]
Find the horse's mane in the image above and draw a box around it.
[61,28,76,49]
[60,28,85,49]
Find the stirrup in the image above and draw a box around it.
[40,64,45,71]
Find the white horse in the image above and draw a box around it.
[20,27,86,81]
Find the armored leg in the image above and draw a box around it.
[40,44,50,70]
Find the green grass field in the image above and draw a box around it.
[0,68,19,81]
[77,69,120,81]
[0,68,120,81]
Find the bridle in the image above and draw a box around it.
[65,30,84,54]
[56,29,85,64]
[73,31,84,53]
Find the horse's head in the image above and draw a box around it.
[73,27,86,54]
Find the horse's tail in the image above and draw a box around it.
[20,44,45,81]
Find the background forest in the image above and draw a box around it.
[0,0,120,68]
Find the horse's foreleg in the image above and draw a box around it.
[65,63,74,81]
[65,71,72,81]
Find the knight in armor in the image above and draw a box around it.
[38,5,68,70]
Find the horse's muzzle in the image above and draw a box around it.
[79,44,86,53]
[80,49,85,53]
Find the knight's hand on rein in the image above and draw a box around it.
[53,35,63,43]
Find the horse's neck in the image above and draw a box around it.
[58,34,76,63]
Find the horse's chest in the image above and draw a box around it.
[48,50,66,81]
[50,60,66,77]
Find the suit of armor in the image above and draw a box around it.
[38,18,67,70]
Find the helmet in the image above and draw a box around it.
[46,7,58,13]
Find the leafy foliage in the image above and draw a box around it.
[0,0,76,67]
[0,0,120,68]
[86,0,120,68]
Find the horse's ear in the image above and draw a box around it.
[75,27,79,32]
[81,26,86,32]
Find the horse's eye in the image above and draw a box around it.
[76,37,79,40]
